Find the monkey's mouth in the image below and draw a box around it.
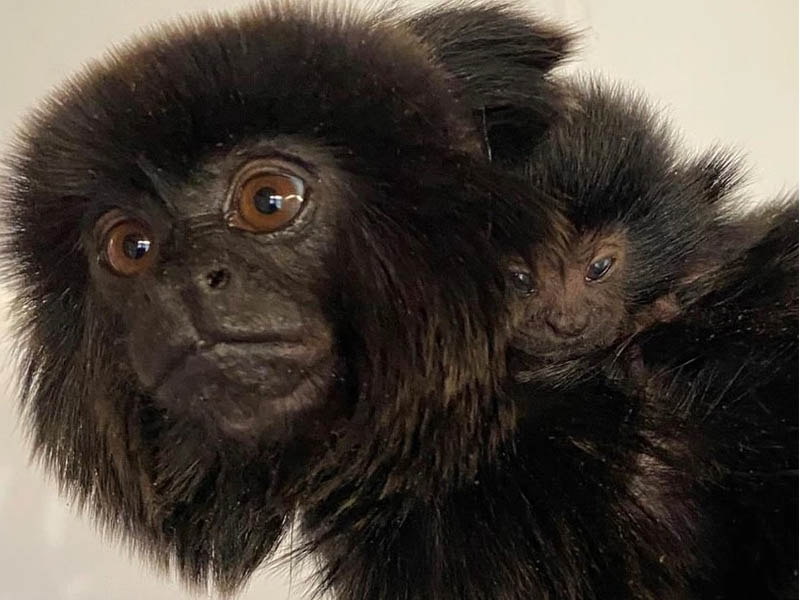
[152,342,337,440]
[511,332,614,361]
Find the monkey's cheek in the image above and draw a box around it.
[151,345,336,442]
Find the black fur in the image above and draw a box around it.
[630,199,799,599]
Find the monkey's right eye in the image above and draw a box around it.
[508,270,535,296]
[99,218,158,276]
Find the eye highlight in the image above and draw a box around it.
[228,169,306,233]
[585,256,615,282]
[98,215,158,276]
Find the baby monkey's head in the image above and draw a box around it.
[506,227,629,360]
[504,81,749,368]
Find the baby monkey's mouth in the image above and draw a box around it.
[510,329,618,362]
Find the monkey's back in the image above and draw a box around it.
[636,202,799,598]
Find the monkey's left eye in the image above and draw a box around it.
[585,256,615,282]
[231,172,306,233]
[100,218,158,276]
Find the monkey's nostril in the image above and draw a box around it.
[206,268,231,290]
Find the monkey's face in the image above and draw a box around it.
[86,142,347,444]
[507,229,629,360]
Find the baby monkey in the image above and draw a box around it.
[505,82,752,384]
[503,82,798,598]
[506,226,676,357]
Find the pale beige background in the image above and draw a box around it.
[0,1,797,599]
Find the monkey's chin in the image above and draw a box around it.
[152,343,336,443]
[511,332,619,362]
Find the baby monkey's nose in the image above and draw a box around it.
[545,313,589,338]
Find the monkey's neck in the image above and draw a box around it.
[302,387,699,600]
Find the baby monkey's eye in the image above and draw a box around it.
[585,256,615,282]
[508,270,535,296]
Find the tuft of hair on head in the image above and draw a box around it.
[403,1,578,164]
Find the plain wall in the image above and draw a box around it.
[0,1,796,598]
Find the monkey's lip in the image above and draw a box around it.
[153,341,335,422]
[153,338,326,383]
[511,335,610,360]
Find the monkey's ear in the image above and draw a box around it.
[406,3,577,163]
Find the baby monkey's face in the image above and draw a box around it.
[506,229,629,360]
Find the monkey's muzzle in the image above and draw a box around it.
[152,341,335,440]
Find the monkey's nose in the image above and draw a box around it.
[545,315,588,338]
[204,268,231,290]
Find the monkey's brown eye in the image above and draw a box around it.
[232,172,306,233]
[102,220,158,276]
[585,256,615,282]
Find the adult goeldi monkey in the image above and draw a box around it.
[1,2,572,598]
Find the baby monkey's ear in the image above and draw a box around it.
[406,3,577,163]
